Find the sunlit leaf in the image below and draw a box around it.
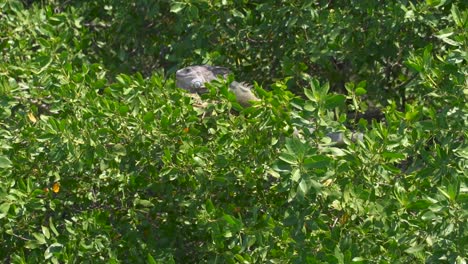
[291,168,301,182]
[49,217,59,236]
[0,156,12,168]
[170,2,185,13]
[32,232,47,245]
[135,199,154,208]
[42,226,50,239]
[404,244,425,254]
[298,179,309,195]
[0,203,10,219]
[279,153,297,165]
[28,112,37,123]
[451,5,463,28]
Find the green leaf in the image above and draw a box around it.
[325,94,346,109]
[193,156,206,166]
[147,254,157,264]
[0,203,10,219]
[234,254,246,262]
[355,87,367,96]
[279,153,297,165]
[223,214,235,225]
[135,199,154,207]
[317,82,330,97]
[421,211,437,221]
[291,168,301,182]
[304,102,315,112]
[32,232,47,245]
[170,2,185,13]
[205,199,215,213]
[187,5,199,19]
[309,179,322,192]
[334,246,344,264]
[285,137,309,157]
[298,179,309,195]
[451,5,463,27]
[437,187,451,201]
[438,181,459,202]
[119,105,129,115]
[326,147,347,157]
[0,156,12,168]
[436,34,460,46]
[25,240,41,249]
[113,144,127,156]
[303,155,332,169]
[49,217,59,236]
[143,112,155,123]
[65,222,76,235]
[115,75,128,85]
[405,59,423,72]
[406,200,433,210]
[42,226,50,239]
[352,257,366,262]
[45,243,63,260]
[223,230,233,238]
[304,88,315,102]
[404,244,425,254]
[382,151,406,161]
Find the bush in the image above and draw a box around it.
[0,0,466,263]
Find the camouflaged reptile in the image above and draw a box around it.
[176,65,363,145]
[176,65,259,107]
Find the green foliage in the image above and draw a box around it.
[1,0,467,263]
[48,0,466,106]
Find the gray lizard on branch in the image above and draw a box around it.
[176,65,363,145]
[176,65,260,107]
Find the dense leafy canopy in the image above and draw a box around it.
[0,0,467,263]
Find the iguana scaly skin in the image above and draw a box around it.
[176,65,363,146]
[176,65,260,107]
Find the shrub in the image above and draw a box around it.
[0,0,466,263]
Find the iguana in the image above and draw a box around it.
[176,65,363,145]
[176,65,260,107]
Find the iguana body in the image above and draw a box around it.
[176,65,363,146]
[176,65,259,107]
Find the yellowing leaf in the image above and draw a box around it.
[323,178,334,186]
[52,182,60,193]
[28,112,37,123]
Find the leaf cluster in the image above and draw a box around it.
[0,0,467,263]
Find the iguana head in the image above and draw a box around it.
[176,65,231,93]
